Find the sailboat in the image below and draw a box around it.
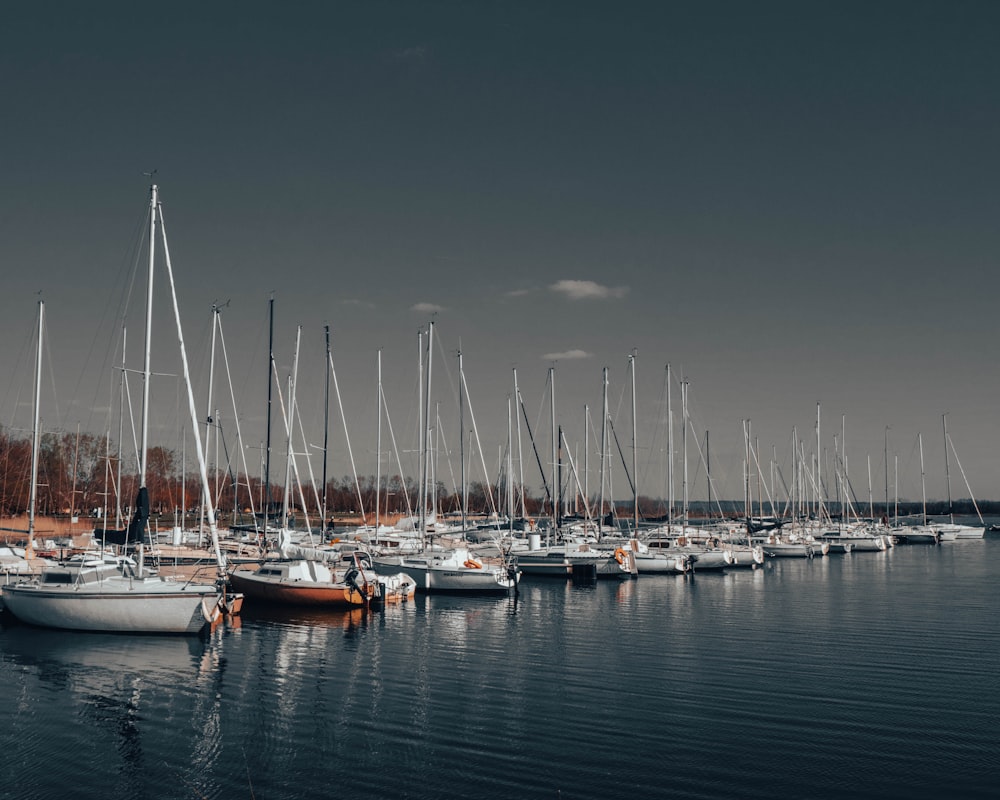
[0,301,58,587]
[930,415,985,540]
[3,185,233,634]
[371,323,519,594]
[230,325,416,608]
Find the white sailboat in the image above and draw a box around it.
[3,185,233,634]
[371,323,518,594]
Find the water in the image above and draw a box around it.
[2,532,997,799]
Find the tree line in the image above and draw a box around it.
[2,425,994,525]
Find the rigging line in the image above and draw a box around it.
[606,416,636,497]
[217,315,258,521]
[433,407,461,507]
[291,391,322,522]
[67,197,149,439]
[460,367,499,517]
[2,314,34,430]
[946,433,984,523]
[431,324,460,411]
[379,381,415,524]
[327,346,366,523]
[518,387,551,506]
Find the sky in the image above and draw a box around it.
[2,1,1000,507]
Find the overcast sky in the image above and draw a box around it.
[3,1,1000,507]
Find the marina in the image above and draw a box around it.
[1,525,997,799]
[3,6,1000,798]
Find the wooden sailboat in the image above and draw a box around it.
[3,185,234,634]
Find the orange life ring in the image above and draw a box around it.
[614,548,627,565]
[463,559,483,569]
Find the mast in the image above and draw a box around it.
[599,366,608,535]
[705,430,711,515]
[629,352,638,535]
[202,303,219,535]
[139,186,156,486]
[263,294,274,538]
[375,348,382,533]
[743,419,751,534]
[421,321,434,541]
[281,328,301,531]
[919,432,927,525]
[666,364,673,527]
[321,326,331,533]
[815,402,821,519]
[115,325,126,528]
[884,427,890,524]
[584,403,589,522]
[513,368,526,519]
[549,366,557,533]
[942,413,953,522]
[682,379,689,526]
[459,348,466,532]
[507,396,514,537]
[157,186,227,574]
[417,329,424,534]
[26,300,44,560]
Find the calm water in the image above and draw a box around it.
[1,530,997,799]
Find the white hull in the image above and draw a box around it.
[934,524,984,540]
[515,547,631,578]
[725,545,766,567]
[373,548,518,594]
[632,552,688,574]
[2,577,219,634]
[759,541,829,558]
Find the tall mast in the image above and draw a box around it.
[321,326,331,533]
[416,329,424,533]
[629,352,638,535]
[421,322,434,540]
[26,300,44,560]
[459,348,466,532]
[507,396,514,536]
[200,304,220,536]
[682,379,689,525]
[666,364,673,527]
[375,348,382,532]
[139,186,157,486]
[513,368,526,519]
[584,404,589,520]
[263,294,274,537]
[115,325,126,528]
[942,413,953,521]
[550,366,557,531]
[705,430,711,514]
[884,426,890,524]
[157,188,226,572]
[815,402,821,519]
[919,432,927,525]
[743,419,751,534]
[599,366,608,535]
[282,327,301,530]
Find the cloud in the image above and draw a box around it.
[341,298,374,309]
[550,279,629,301]
[411,302,446,314]
[504,288,534,298]
[394,45,427,62]
[541,349,592,361]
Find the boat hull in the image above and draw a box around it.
[514,548,629,579]
[1,579,219,634]
[373,557,517,594]
[229,570,371,607]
